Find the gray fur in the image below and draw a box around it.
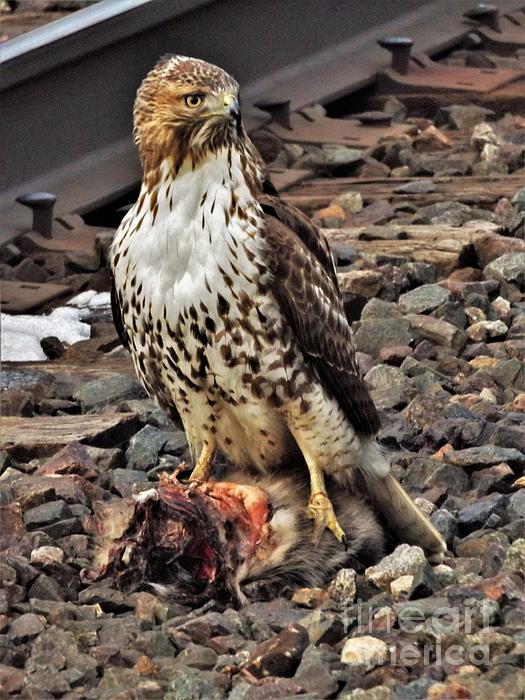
[226,469,385,595]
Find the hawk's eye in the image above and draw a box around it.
[185,94,203,108]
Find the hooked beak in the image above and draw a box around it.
[223,94,241,119]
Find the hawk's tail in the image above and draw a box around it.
[358,441,446,564]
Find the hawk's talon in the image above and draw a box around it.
[307,491,346,545]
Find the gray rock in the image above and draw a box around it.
[353,318,413,356]
[436,105,495,130]
[484,253,525,288]
[506,490,525,520]
[175,643,218,670]
[85,445,122,470]
[294,645,339,697]
[0,664,25,695]
[109,468,149,497]
[406,313,466,352]
[411,201,476,226]
[430,509,458,545]
[409,560,443,598]
[365,544,426,591]
[398,284,451,314]
[444,446,525,472]
[23,500,72,530]
[125,425,167,472]
[471,463,514,496]
[400,262,437,286]
[492,424,525,453]
[511,187,525,213]
[458,493,509,530]
[492,359,525,390]
[502,539,525,572]
[433,301,468,330]
[94,230,115,265]
[13,258,48,283]
[393,179,435,194]
[28,573,65,602]
[360,298,401,320]
[162,431,190,457]
[331,243,359,266]
[394,678,433,700]
[78,586,133,613]
[455,529,510,559]
[404,459,467,493]
[465,292,496,318]
[121,398,173,429]
[64,249,100,273]
[174,611,241,645]
[297,144,364,171]
[8,613,45,643]
[384,96,407,122]
[164,670,224,700]
[24,667,70,696]
[400,357,453,390]
[41,517,82,539]
[134,630,175,658]
[75,373,147,411]
[365,364,414,409]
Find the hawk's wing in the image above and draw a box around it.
[260,195,380,437]
[259,193,339,290]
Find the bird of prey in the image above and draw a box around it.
[110,55,445,563]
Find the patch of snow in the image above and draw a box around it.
[1,330,48,362]
[1,308,90,362]
[89,292,111,308]
[67,290,97,307]
[68,290,111,309]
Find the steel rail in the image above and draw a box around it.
[0,0,521,243]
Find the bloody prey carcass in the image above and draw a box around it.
[83,469,385,604]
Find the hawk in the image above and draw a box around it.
[110,56,445,563]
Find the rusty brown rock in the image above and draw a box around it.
[243,623,309,678]
[473,233,525,267]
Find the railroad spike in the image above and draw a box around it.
[15,192,57,238]
[464,4,501,33]
[377,37,413,75]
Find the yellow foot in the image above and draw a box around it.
[307,492,347,546]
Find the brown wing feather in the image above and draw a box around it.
[261,199,380,436]
[110,276,130,351]
[259,193,339,289]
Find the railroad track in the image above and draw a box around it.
[1,0,523,244]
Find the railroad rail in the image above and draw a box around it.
[0,0,523,244]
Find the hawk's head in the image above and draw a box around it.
[134,55,243,175]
